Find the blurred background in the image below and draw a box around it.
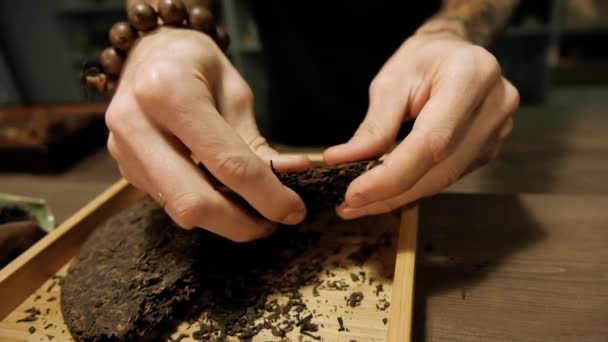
[0,0,607,264]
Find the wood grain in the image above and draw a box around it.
[387,205,418,342]
[414,193,608,342]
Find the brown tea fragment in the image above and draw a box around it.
[346,292,364,308]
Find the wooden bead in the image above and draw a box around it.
[84,72,108,94]
[158,0,187,26]
[215,26,230,51]
[188,6,214,33]
[100,47,124,75]
[109,22,137,51]
[127,2,158,31]
[199,0,217,12]
[104,78,118,97]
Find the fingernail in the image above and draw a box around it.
[283,210,306,225]
[348,192,372,208]
[340,206,366,220]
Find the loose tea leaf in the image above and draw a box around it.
[346,292,364,308]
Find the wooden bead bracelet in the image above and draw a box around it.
[84,0,230,97]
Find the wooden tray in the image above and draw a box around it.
[0,173,418,341]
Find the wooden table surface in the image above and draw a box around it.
[1,103,607,341]
[416,193,608,342]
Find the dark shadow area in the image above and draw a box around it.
[412,193,546,341]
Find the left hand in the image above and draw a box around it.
[324,32,519,219]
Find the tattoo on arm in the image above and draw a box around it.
[417,0,520,46]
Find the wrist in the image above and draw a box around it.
[414,19,468,42]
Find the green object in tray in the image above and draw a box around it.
[0,193,55,233]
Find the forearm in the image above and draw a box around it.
[416,0,519,47]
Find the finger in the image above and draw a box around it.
[323,76,414,165]
[216,69,311,173]
[339,79,516,219]
[342,70,497,208]
[107,102,277,242]
[134,63,307,225]
[108,132,151,192]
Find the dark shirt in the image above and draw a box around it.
[249,1,441,146]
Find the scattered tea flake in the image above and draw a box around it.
[29,326,36,334]
[382,317,388,325]
[377,298,390,311]
[25,307,41,315]
[46,334,54,340]
[44,323,53,329]
[17,307,41,323]
[34,295,41,301]
[337,316,349,332]
[47,296,57,302]
[312,280,323,297]
[375,283,384,296]
[46,280,57,293]
[326,280,349,291]
[358,271,366,283]
[349,273,360,282]
[346,292,364,308]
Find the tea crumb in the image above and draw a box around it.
[346,292,364,308]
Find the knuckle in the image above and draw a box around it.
[133,62,180,105]
[454,46,501,85]
[213,152,258,184]
[104,102,127,134]
[472,46,501,79]
[232,83,255,111]
[502,81,520,115]
[165,192,209,229]
[368,76,392,99]
[356,119,392,148]
[424,130,453,163]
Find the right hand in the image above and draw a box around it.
[105,27,310,242]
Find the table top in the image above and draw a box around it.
[416,193,608,342]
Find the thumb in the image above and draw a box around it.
[323,77,410,165]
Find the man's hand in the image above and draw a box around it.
[106,27,310,241]
[324,32,519,219]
